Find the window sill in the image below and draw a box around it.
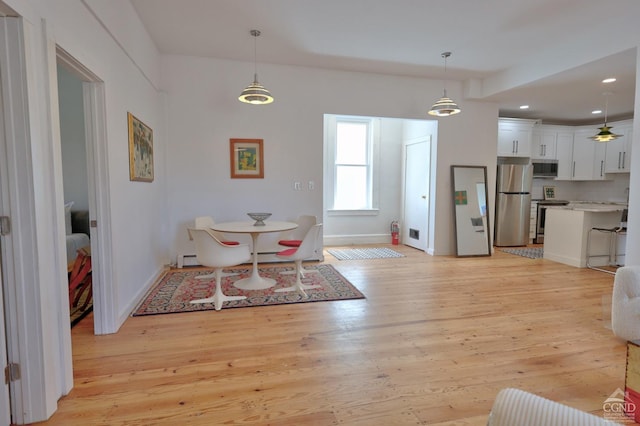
[327,209,379,216]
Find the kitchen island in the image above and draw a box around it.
[543,202,627,268]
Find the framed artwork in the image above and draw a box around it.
[230,138,264,178]
[128,112,154,182]
[543,186,556,200]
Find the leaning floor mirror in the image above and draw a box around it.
[451,165,491,257]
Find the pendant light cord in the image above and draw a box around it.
[442,51,451,96]
[253,32,257,78]
[443,53,447,95]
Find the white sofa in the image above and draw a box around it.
[488,388,620,425]
[612,266,640,342]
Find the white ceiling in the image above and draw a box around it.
[130,0,639,125]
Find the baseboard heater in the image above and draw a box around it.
[177,253,199,268]
[176,251,284,268]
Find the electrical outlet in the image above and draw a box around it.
[308,180,315,190]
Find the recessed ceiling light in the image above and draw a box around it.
[519,105,529,110]
[592,109,602,114]
[602,77,617,83]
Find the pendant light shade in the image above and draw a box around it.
[429,52,461,117]
[239,30,274,105]
[591,125,620,142]
[590,92,620,142]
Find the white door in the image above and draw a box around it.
[402,138,430,251]
[0,254,10,426]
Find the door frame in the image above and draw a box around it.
[56,47,115,335]
[0,15,56,423]
[0,60,11,426]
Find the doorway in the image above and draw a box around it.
[57,62,93,328]
[403,137,431,251]
[323,114,436,249]
[56,47,115,335]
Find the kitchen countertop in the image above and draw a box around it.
[548,201,627,212]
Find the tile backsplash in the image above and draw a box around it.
[531,173,630,203]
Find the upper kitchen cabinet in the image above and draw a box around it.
[556,127,606,181]
[531,125,572,160]
[531,130,556,159]
[497,118,536,157]
[604,120,633,173]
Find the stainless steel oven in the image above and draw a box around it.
[534,200,569,244]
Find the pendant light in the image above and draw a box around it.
[428,52,461,117]
[239,29,274,105]
[590,92,621,142]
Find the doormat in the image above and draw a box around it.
[132,264,364,316]
[327,247,404,260]
[501,247,544,259]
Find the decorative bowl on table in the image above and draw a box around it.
[247,212,272,226]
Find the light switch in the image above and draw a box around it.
[294,181,301,190]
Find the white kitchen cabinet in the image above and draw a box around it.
[555,128,606,181]
[604,120,633,173]
[498,118,535,157]
[531,129,558,159]
[555,132,574,179]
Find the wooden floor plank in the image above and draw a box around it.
[36,244,626,425]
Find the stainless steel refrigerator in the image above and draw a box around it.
[494,164,533,246]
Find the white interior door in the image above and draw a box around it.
[403,138,430,251]
[0,254,10,426]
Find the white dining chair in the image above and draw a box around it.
[278,215,320,278]
[191,217,241,278]
[194,216,240,246]
[275,224,323,297]
[187,228,250,310]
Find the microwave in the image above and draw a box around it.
[532,159,558,178]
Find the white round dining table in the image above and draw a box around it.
[210,221,298,290]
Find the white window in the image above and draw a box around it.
[324,115,380,213]
[334,120,371,209]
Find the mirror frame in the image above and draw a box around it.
[451,165,491,257]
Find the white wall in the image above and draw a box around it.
[28,0,169,321]
[161,55,500,259]
[0,0,167,419]
[627,48,640,266]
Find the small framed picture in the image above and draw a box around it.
[127,112,154,182]
[230,138,264,179]
[543,186,556,200]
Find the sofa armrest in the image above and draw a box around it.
[612,266,640,342]
[488,388,615,426]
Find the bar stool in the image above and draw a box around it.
[586,208,627,274]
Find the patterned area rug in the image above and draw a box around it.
[133,264,364,316]
[327,247,404,260]
[501,247,544,259]
[70,295,92,328]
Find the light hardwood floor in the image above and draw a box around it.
[39,244,626,425]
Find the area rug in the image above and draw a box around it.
[327,247,404,260]
[70,292,92,328]
[132,264,364,316]
[501,247,544,259]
